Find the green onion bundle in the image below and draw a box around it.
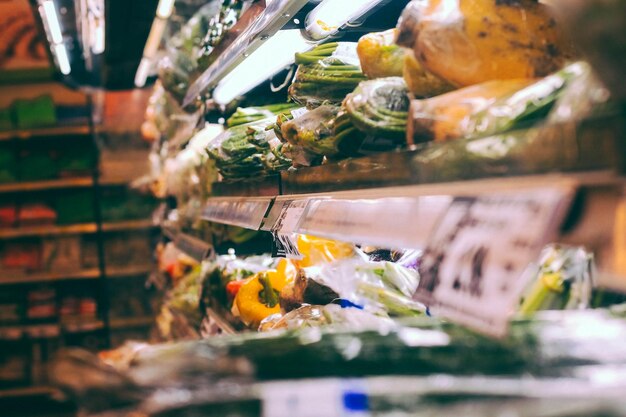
[226,103,299,128]
[289,42,367,107]
[207,124,292,179]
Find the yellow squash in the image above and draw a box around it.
[397,0,571,87]
[407,78,534,143]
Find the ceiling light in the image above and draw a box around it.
[213,29,312,105]
[305,0,385,40]
[156,0,175,19]
[54,43,71,74]
[41,0,63,44]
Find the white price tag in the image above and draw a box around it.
[331,42,361,67]
[414,188,573,337]
[261,379,369,417]
[202,198,272,230]
[291,107,309,119]
[268,199,310,260]
[299,197,451,249]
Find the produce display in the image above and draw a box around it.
[158,0,247,107]
[54,310,626,417]
[117,0,626,414]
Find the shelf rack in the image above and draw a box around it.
[0,177,94,193]
[0,220,156,240]
[0,125,91,142]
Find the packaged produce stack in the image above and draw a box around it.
[62,0,626,415]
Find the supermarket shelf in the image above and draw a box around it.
[184,0,310,106]
[0,220,155,239]
[0,269,101,286]
[62,320,105,333]
[0,223,98,239]
[0,386,57,399]
[106,265,154,278]
[101,219,157,233]
[202,171,626,290]
[0,320,104,341]
[0,125,91,142]
[0,177,94,194]
[281,114,624,195]
[109,316,154,330]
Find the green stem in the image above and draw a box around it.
[258,273,280,309]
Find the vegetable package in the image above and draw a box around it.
[207,122,292,179]
[396,0,572,87]
[289,42,367,107]
[282,78,411,158]
[356,29,404,79]
[407,63,582,144]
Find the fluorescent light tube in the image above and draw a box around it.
[134,57,152,87]
[305,0,384,40]
[54,43,71,74]
[213,29,312,105]
[42,0,63,44]
[156,0,175,18]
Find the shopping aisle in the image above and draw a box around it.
[2,0,626,415]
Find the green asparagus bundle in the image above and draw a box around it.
[207,124,292,179]
[281,78,410,159]
[289,42,367,107]
[226,103,299,128]
[280,105,343,157]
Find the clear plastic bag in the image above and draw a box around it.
[395,0,571,87]
[288,42,366,107]
[519,244,595,314]
[356,29,404,79]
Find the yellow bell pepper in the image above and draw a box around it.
[234,259,297,328]
[296,235,355,268]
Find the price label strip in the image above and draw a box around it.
[414,187,574,337]
[202,198,273,230]
[175,233,212,262]
[299,196,451,250]
[266,199,311,260]
[261,378,369,417]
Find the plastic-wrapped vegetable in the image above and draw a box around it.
[407,63,584,144]
[289,42,367,107]
[519,245,595,314]
[196,0,248,71]
[343,77,410,150]
[158,1,223,107]
[396,0,572,87]
[403,50,454,98]
[281,105,343,157]
[164,124,221,227]
[226,103,298,128]
[155,265,205,341]
[207,121,292,179]
[356,29,404,79]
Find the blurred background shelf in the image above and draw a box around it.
[106,265,153,278]
[109,317,153,330]
[101,219,156,233]
[0,178,94,194]
[0,269,101,286]
[0,125,91,142]
[0,223,98,239]
[0,386,57,399]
